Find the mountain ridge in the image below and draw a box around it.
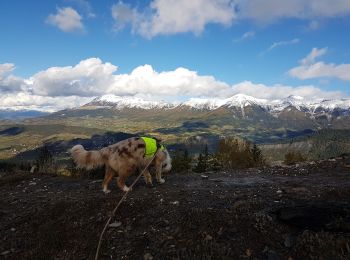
[85,94,350,117]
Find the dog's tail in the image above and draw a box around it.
[71,144,109,170]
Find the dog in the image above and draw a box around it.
[71,137,172,193]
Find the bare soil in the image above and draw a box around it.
[1,157,350,259]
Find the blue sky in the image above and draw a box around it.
[0,0,350,111]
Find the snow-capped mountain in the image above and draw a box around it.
[87,94,176,109]
[85,94,350,116]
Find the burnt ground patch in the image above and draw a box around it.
[1,156,350,259]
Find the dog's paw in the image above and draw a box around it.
[103,189,111,194]
[158,178,165,184]
[122,186,131,192]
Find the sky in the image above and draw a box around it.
[0,0,350,111]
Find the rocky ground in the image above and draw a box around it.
[1,156,350,259]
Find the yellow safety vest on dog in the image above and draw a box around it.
[141,137,165,158]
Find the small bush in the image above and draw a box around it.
[171,149,192,173]
[284,151,307,165]
[215,137,265,169]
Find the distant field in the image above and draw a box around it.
[1,114,350,163]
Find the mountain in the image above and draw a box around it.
[85,94,350,116]
[0,109,49,120]
[37,94,349,144]
[2,94,350,161]
[82,94,350,125]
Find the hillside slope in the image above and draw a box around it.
[1,156,350,259]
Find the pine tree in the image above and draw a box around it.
[251,144,263,166]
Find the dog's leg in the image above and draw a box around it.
[117,174,131,192]
[155,164,165,184]
[102,166,114,194]
[143,169,153,186]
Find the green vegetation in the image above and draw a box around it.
[284,151,307,165]
[171,149,192,173]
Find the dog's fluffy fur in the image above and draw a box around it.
[71,137,172,193]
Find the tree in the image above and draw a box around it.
[251,144,264,166]
[171,148,192,173]
[194,144,210,173]
[36,145,55,173]
[215,137,265,169]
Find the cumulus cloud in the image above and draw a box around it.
[235,0,350,23]
[110,0,350,37]
[230,81,345,100]
[30,58,117,96]
[0,63,15,77]
[111,0,236,38]
[289,47,350,81]
[46,7,84,32]
[1,59,348,111]
[0,63,28,92]
[0,92,91,112]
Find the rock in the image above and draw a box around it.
[144,253,153,260]
[245,248,252,257]
[109,222,122,228]
[267,249,280,260]
[204,234,213,241]
[1,251,10,256]
[233,200,247,209]
[10,228,16,232]
[284,234,295,248]
[30,165,37,173]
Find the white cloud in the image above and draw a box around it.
[267,38,300,51]
[289,47,350,81]
[111,1,139,32]
[46,7,84,32]
[0,92,91,112]
[112,0,236,38]
[30,58,117,96]
[234,31,255,42]
[230,81,345,100]
[0,63,28,92]
[307,20,321,30]
[24,59,231,99]
[110,0,350,38]
[300,47,327,65]
[1,59,348,111]
[235,0,350,23]
[261,38,300,55]
[0,63,15,77]
[65,0,96,18]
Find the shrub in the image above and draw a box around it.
[284,151,307,165]
[215,137,264,169]
[170,148,192,173]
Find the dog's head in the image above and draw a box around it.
[162,149,172,172]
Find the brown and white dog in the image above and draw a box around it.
[71,137,172,193]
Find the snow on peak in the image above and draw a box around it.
[182,98,226,110]
[225,94,268,108]
[88,94,350,112]
[92,95,173,109]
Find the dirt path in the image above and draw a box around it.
[1,157,350,259]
